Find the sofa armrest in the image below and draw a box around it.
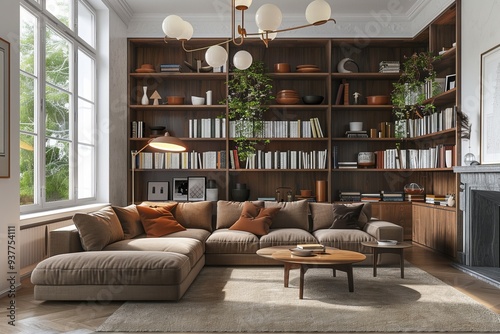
[49,225,84,256]
[363,220,403,241]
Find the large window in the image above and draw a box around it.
[20,0,97,213]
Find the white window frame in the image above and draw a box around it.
[20,0,97,214]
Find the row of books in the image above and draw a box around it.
[131,121,146,138]
[394,107,456,138]
[244,149,328,170]
[375,144,455,169]
[189,118,226,138]
[340,191,406,202]
[132,150,227,170]
[228,119,325,139]
[160,64,181,72]
[379,60,400,73]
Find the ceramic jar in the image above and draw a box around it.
[357,152,375,167]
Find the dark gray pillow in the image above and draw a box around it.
[330,204,364,229]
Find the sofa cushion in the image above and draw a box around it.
[104,237,204,268]
[263,200,309,230]
[330,204,364,229]
[229,202,280,236]
[73,206,124,251]
[205,229,260,254]
[112,204,144,239]
[174,201,213,232]
[136,204,186,237]
[313,229,377,253]
[216,200,264,229]
[259,228,318,248]
[310,202,372,231]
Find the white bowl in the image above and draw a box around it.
[349,121,363,131]
[191,96,205,105]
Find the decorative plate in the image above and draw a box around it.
[289,248,314,257]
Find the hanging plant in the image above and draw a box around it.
[223,60,274,162]
[391,52,442,121]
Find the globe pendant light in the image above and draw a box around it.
[177,20,193,41]
[235,0,252,10]
[305,0,332,25]
[255,4,282,32]
[233,50,253,70]
[162,15,184,38]
[205,45,228,68]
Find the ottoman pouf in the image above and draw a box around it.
[31,250,200,301]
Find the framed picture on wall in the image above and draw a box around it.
[188,176,206,201]
[147,181,169,201]
[172,177,188,201]
[480,43,500,164]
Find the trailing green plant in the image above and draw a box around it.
[391,52,442,121]
[223,60,274,161]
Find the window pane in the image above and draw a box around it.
[45,139,70,202]
[20,7,37,74]
[78,50,94,101]
[45,84,70,140]
[46,26,71,90]
[20,74,37,133]
[20,133,36,205]
[78,98,94,145]
[78,1,95,47]
[78,144,94,198]
[46,0,72,29]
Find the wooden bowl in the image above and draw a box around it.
[167,96,185,105]
[276,97,300,105]
[366,95,390,105]
[274,63,291,73]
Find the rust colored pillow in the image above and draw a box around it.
[136,203,186,237]
[229,202,280,236]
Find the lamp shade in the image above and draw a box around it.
[255,4,282,31]
[177,20,193,41]
[162,15,185,38]
[149,133,186,152]
[233,50,253,70]
[235,0,252,10]
[205,45,228,68]
[305,0,331,25]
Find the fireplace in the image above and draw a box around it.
[454,165,500,287]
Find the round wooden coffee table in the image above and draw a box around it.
[257,246,366,299]
[361,241,412,278]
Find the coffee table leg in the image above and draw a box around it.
[299,265,305,299]
[346,265,354,292]
[400,249,405,278]
[372,248,378,277]
[284,263,290,287]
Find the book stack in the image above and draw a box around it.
[338,161,358,169]
[425,194,447,205]
[361,193,382,202]
[345,130,368,138]
[381,191,404,202]
[160,64,181,72]
[297,244,325,252]
[339,191,361,202]
[379,60,400,73]
[405,193,425,202]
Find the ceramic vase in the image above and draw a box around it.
[232,183,250,201]
[141,86,149,105]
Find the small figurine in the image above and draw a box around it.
[150,90,162,106]
[353,92,361,105]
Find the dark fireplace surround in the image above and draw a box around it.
[455,165,500,287]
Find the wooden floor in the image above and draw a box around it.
[1,244,499,334]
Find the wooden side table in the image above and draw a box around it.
[361,241,412,278]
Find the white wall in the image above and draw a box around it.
[460,0,500,164]
[0,1,20,296]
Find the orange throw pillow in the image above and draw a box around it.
[229,202,280,236]
[136,204,186,237]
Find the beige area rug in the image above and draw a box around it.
[97,265,500,332]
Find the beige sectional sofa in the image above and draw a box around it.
[31,200,403,301]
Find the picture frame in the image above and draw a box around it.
[445,74,456,91]
[480,43,500,164]
[0,38,10,178]
[172,177,188,201]
[147,181,169,201]
[188,176,206,201]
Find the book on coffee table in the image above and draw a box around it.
[297,244,325,252]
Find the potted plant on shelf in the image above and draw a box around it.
[391,52,441,138]
[224,60,274,162]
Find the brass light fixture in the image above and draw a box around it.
[162,0,336,69]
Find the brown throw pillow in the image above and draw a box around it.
[229,202,280,236]
[112,204,144,238]
[73,206,124,251]
[136,204,186,237]
[330,204,364,229]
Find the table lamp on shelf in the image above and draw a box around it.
[131,132,187,204]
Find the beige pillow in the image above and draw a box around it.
[174,201,213,231]
[310,202,372,231]
[216,200,264,229]
[263,200,309,230]
[112,204,144,238]
[73,206,124,251]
